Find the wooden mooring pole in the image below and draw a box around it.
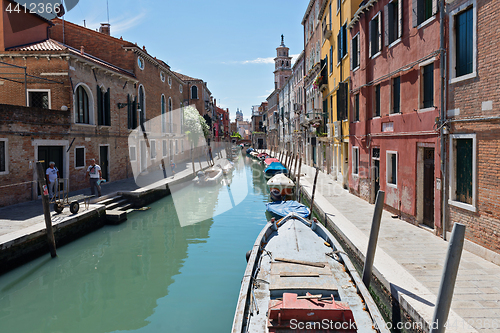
[35,162,57,258]
[296,156,302,201]
[362,190,385,288]
[308,167,319,219]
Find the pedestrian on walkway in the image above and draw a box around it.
[170,160,176,176]
[45,161,60,199]
[86,158,102,197]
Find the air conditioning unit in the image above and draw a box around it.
[334,121,341,140]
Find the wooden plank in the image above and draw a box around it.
[280,272,320,277]
[274,258,325,268]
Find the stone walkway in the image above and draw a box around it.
[296,162,500,333]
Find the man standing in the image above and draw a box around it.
[86,158,102,197]
[45,161,60,199]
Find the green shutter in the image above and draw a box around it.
[105,88,111,126]
[97,85,102,125]
[456,138,473,204]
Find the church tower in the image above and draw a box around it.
[274,35,292,90]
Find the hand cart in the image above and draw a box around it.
[49,179,94,214]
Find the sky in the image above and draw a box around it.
[62,0,309,121]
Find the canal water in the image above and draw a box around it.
[0,155,269,333]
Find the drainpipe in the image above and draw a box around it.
[440,0,447,240]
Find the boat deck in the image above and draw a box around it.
[246,219,378,332]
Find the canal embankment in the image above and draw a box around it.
[0,152,229,274]
[268,151,497,333]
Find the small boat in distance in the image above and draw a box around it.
[267,173,294,197]
[193,166,223,186]
[231,213,388,333]
[266,200,310,219]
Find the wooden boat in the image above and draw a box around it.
[231,213,388,333]
[264,162,288,179]
[267,174,294,196]
[220,161,234,175]
[193,166,223,186]
[249,151,260,159]
[266,200,310,219]
[263,157,280,167]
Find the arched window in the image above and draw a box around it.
[76,85,90,124]
[161,95,166,133]
[168,97,173,132]
[138,85,145,126]
[191,85,198,99]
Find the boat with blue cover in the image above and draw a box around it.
[264,162,288,179]
[266,200,310,219]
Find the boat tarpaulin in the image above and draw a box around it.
[264,162,287,175]
[266,200,310,218]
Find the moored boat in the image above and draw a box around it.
[263,157,280,167]
[231,213,388,333]
[264,162,288,179]
[193,166,223,186]
[266,200,310,219]
[267,173,294,196]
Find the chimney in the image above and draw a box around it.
[80,46,85,54]
[99,23,111,36]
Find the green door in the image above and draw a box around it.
[38,146,63,194]
[100,146,109,181]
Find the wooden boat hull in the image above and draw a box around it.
[267,174,294,196]
[231,213,389,333]
[193,167,223,186]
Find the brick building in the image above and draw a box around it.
[444,0,500,255]
[348,0,443,231]
[0,6,206,207]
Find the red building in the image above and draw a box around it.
[348,0,443,232]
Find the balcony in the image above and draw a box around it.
[323,23,332,39]
[293,103,302,112]
[307,109,324,124]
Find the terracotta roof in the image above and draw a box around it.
[173,71,201,82]
[7,39,65,51]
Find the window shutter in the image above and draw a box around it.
[384,5,390,46]
[97,85,102,125]
[378,15,382,52]
[350,38,353,70]
[432,0,438,16]
[133,96,138,129]
[337,30,342,63]
[369,19,373,56]
[412,0,419,27]
[398,0,403,38]
[105,88,110,126]
[357,35,360,67]
[127,94,131,129]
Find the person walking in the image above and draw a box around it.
[86,158,102,197]
[45,161,60,199]
[170,160,176,176]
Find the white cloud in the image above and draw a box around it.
[242,57,274,65]
[111,10,147,34]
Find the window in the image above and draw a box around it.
[127,94,137,130]
[179,84,183,93]
[168,76,172,87]
[455,6,473,77]
[337,24,347,63]
[392,76,401,114]
[385,0,402,45]
[161,95,166,133]
[386,151,397,186]
[413,0,437,27]
[351,33,360,70]
[97,86,111,126]
[369,13,382,57]
[162,140,168,157]
[129,146,137,161]
[191,85,198,99]
[422,63,434,109]
[352,147,359,175]
[150,140,156,159]
[75,147,85,168]
[374,84,381,117]
[181,140,184,153]
[0,139,8,174]
[337,0,341,12]
[138,85,145,127]
[175,140,179,154]
[137,56,144,70]
[354,94,359,122]
[27,90,50,109]
[329,46,333,73]
[76,85,90,124]
[160,71,165,82]
[449,134,476,211]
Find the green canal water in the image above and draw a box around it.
[0,155,269,333]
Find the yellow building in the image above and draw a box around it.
[318,0,361,187]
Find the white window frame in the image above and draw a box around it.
[137,56,145,70]
[0,138,9,175]
[73,82,95,126]
[386,151,398,188]
[370,12,382,59]
[175,140,179,155]
[191,85,198,99]
[181,140,184,154]
[351,33,360,71]
[150,140,156,160]
[449,133,477,212]
[27,89,51,109]
[352,146,359,176]
[168,76,172,87]
[179,84,183,93]
[160,71,165,82]
[449,0,477,84]
[129,146,137,162]
[162,140,168,157]
[74,146,86,169]
[419,61,435,112]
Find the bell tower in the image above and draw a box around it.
[274,35,292,90]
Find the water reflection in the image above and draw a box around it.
[0,153,269,333]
